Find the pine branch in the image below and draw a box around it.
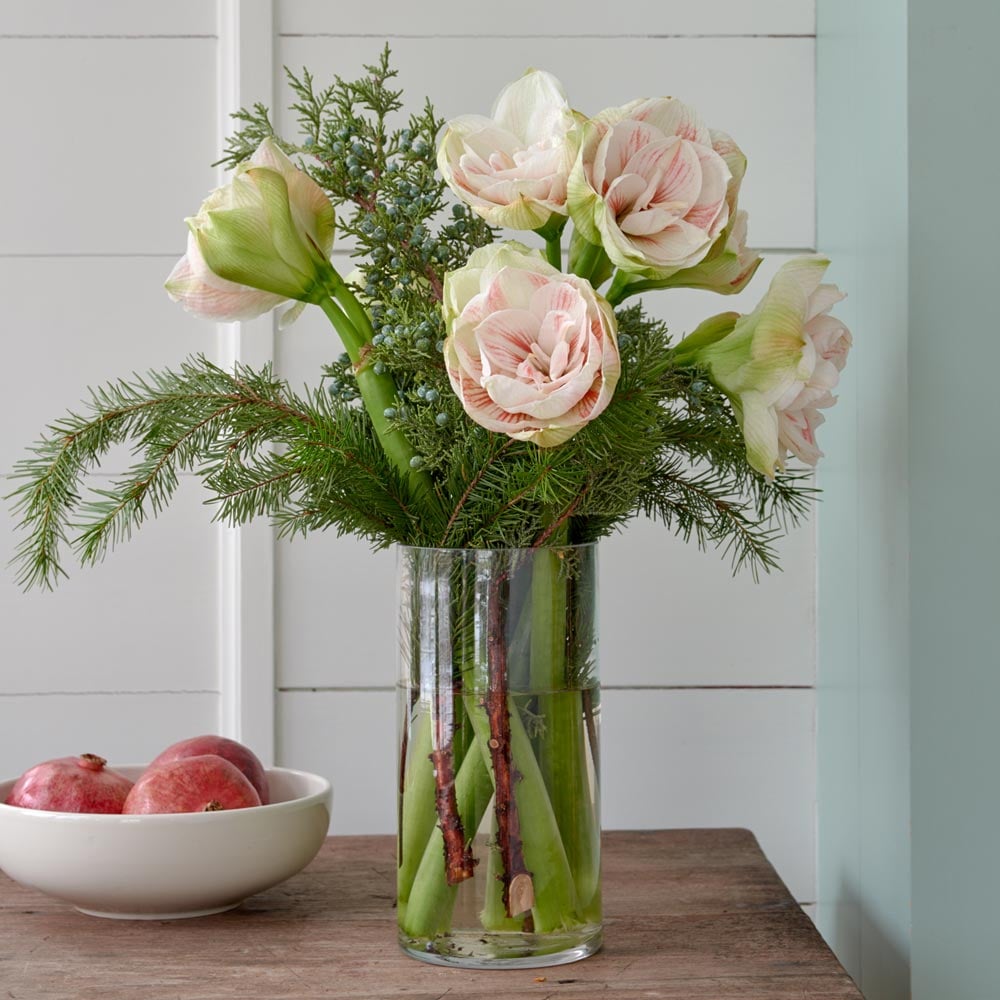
[643,460,782,580]
[7,358,427,588]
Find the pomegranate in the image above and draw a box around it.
[148,734,269,804]
[123,755,261,814]
[4,754,133,813]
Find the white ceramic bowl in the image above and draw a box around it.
[0,765,331,919]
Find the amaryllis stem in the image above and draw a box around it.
[485,572,533,917]
[315,291,438,507]
[582,686,600,777]
[529,544,600,914]
[544,235,561,270]
[397,710,438,904]
[568,239,606,284]
[605,268,632,305]
[398,723,493,938]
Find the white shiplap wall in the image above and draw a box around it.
[0,1,818,907]
[0,5,222,767]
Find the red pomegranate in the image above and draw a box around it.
[123,755,261,814]
[148,734,269,804]
[4,754,133,813]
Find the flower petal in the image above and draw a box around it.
[475,309,539,377]
[630,97,710,145]
[164,253,285,321]
[738,392,782,478]
[805,283,847,322]
[491,69,571,146]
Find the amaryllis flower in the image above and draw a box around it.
[612,209,762,299]
[437,70,580,232]
[673,256,851,478]
[443,243,620,447]
[568,98,737,278]
[165,138,335,324]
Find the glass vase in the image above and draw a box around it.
[396,544,602,968]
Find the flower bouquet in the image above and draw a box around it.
[9,50,850,967]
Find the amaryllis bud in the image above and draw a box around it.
[165,138,335,323]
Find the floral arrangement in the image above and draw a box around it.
[8,48,850,964]
[10,49,849,588]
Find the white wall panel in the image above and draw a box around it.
[277,1,815,38]
[276,688,816,901]
[0,692,218,780]
[2,476,219,695]
[601,514,815,686]
[0,38,216,254]
[601,689,816,901]
[0,256,219,474]
[277,690,397,836]
[276,36,815,249]
[0,21,227,757]
[276,533,396,689]
[0,2,215,36]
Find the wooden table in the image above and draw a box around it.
[0,830,862,999]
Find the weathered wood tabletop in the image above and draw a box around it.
[0,829,862,999]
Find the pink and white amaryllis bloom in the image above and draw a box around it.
[681,256,851,478]
[443,243,620,447]
[568,98,736,277]
[437,70,580,232]
[165,138,335,325]
[772,281,852,466]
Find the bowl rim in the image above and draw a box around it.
[0,764,331,822]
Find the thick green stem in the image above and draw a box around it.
[397,710,439,905]
[544,235,562,270]
[462,693,579,933]
[480,813,527,932]
[605,269,633,306]
[529,547,601,915]
[328,272,377,342]
[316,293,436,506]
[398,729,493,938]
[534,217,566,271]
[569,239,606,284]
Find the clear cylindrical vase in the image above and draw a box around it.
[396,544,602,968]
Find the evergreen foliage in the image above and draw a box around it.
[9,49,815,589]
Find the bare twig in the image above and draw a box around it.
[485,571,532,916]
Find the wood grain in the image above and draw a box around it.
[0,830,861,999]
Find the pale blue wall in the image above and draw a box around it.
[816,2,911,997]
[909,2,1000,997]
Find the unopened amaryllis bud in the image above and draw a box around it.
[165,138,336,324]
